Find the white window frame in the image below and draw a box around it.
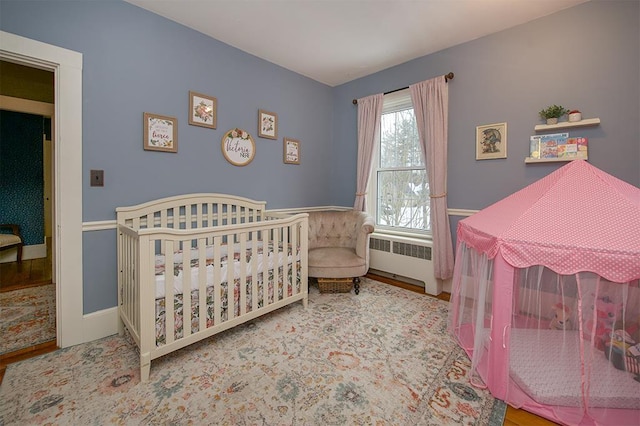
[366,89,431,238]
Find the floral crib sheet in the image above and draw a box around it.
[154,241,301,346]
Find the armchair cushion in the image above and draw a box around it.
[307,210,374,279]
[0,224,23,262]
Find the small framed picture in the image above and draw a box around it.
[258,109,278,139]
[476,122,507,160]
[189,91,217,129]
[284,137,300,164]
[143,112,177,153]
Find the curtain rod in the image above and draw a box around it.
[352,72,454,105]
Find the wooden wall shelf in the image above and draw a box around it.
[534,118,600,132]
[524,156,588,164]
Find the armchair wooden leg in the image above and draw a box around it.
[353,277,360,295]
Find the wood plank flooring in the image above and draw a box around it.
[0,245,52,293]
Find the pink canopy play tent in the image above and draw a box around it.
[448,160,640,425]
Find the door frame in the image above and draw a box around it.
[1,31,85,347]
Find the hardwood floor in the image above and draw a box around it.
[0,244,58,385]
[366,273,559,426]
[0,245,52,292]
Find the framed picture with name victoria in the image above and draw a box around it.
[221,128,255,166]
[143,112,178,153]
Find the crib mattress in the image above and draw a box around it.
[154,241,297,298]
[509,329,640,409]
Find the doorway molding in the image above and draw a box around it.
[0,31,87,347]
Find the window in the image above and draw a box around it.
[367,89,430,234]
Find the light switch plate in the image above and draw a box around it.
[90,169,104,187]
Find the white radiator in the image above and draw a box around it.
[369,233,441,295]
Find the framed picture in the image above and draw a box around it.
[221,128,255,166]
[189,91,217,129]
[143,112,177,153]
[476,122,507,160]
[258,109,278,139]
[283,137,300,164]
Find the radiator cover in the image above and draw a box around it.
[369,234,441,295]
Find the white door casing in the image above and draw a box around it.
[0,30,86,347]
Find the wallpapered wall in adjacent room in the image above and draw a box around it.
[0,110,45,245]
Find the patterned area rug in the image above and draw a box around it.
[0,283,56,355]
[0,278,505,425]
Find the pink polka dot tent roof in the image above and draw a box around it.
[458,160,640,283]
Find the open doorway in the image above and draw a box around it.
[2,30,87,350]
[0,61,56,356]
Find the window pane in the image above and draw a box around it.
[380,109,423,168]
[377,169,430,231]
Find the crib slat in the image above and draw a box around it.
[263,224,271,305]
[276,226,283,301]
[196,203,203,228]
[226,204,233,226]
[165,240,175,345]
[214,203,220,227]
[227,231,235,320]
[213,236,221,325]
[198,237,207,332]
[251,230,258,312]
[239,233,247,316]
[182,238,192,338]
[290,223,297,296]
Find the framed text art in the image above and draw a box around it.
[476,122,507,160]
[221,128,255,166]
[258,109,278,139]
[284,138,300,164]
[189,91,217,129]
[143,112,177,153]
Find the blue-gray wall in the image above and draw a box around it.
[1,0,638,313]
[1,0,334,313]
[333,0,639,206]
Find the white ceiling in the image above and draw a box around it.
[125,0,588,87]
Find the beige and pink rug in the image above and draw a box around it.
[0,283,56,355]
[0,278,505,425]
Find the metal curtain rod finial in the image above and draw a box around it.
[352,72,454,104]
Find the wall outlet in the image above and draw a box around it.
[90,169,104,187]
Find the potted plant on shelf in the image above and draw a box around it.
[539,105,569,125]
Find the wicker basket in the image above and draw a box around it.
[317,278,353,293]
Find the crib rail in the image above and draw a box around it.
[117,204,308,381]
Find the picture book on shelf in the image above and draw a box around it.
[570,137,589,158]
[529,135,542,158]
[539,132,568,158]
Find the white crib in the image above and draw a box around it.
[116,193,308,382]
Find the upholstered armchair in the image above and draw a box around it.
[307,210,375,294]
[0,223,23,263]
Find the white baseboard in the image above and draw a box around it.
[80,307,119,342]
[0,243,46,263]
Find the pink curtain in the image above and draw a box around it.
[410,76,454,280]
[354,94,383,211]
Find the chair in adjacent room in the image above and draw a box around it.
[0,223,24,263]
